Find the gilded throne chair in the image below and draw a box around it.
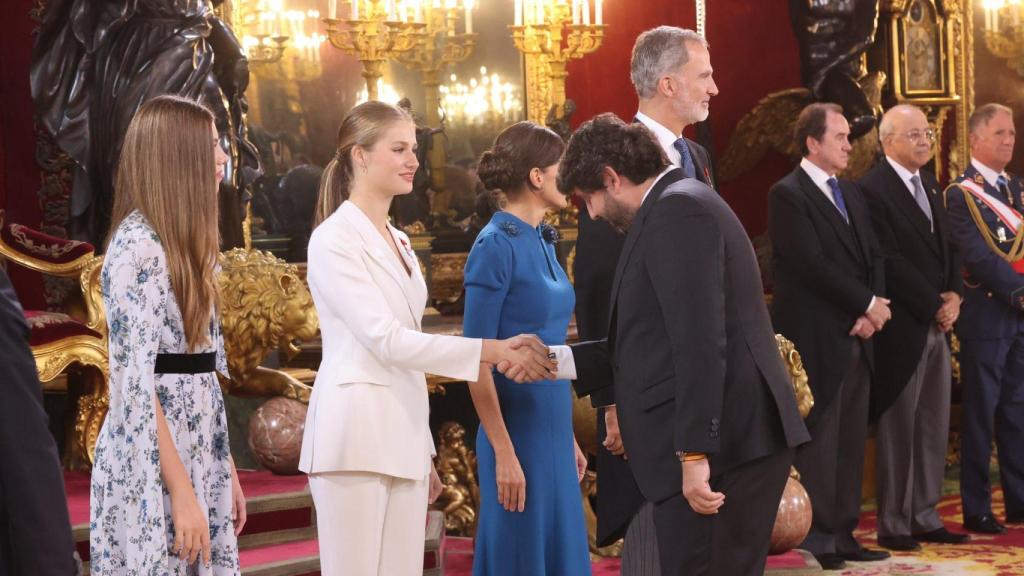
[0,217,108,464]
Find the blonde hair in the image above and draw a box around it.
[313,101,414,228]
[109,95,221,352]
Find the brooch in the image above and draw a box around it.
[540,224,560,244]
[399,237,415,258]
[499,220,520,237]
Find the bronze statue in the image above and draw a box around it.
[789,0,880,138]
[31,0,260,246]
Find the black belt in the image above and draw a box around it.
[154,352,216,374]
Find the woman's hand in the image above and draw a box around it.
[495,449,527,512]
[486,335,556,383]
[429,463,443,504]
[574,440,588,482]
[230,465,247,537]
[169,488,211,566]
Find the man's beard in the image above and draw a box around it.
[603,194,636,234]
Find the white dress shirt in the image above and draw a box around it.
[971,157,1009,189]
[800,157,843,209]
[885,156,921,198]
[636,111,683,167]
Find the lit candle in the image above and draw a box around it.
[329,0,337,19]
[595,0,602,25]
[515,0,522,25]
[352,0,359,20]
[536,1,545,24]
[572,0,580,25]
[465,0,473,33]
[582,0,590,25]
[415,0,423,22]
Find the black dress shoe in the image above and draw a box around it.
[877,534,921,551]
[838,547,891,562]
[963,515,1007,534]
[913,527,970,544]
[814,553,847,570]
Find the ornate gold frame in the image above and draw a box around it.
[887,0,959,103]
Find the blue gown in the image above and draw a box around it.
[463,211,592,576]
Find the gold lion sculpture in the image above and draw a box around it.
[218,248,319,403]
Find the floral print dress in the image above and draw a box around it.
[90,211,238,575]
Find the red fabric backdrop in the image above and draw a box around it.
[0,0,46,308]
[567,1,803,235]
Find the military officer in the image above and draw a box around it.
[944,103,1024,535]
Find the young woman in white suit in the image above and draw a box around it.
[299,101,555,576]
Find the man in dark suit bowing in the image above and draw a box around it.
[945,103,1024,535]
[768,102,891,570]
[542,113,809,576]
[0,268,78,575]
[572,26,717,574]
[859,104,968,551]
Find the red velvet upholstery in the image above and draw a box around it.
[1,223,93,264]
[23,310,102,347]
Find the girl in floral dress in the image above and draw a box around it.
[90,95,246,574]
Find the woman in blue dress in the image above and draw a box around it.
[463,121,591,575]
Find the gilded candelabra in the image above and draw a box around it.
[324,1,426,100]
[510,0,605,124]
[395,0,476,216]
[983,0,1024,76]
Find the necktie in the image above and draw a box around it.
[910,174,933,231]
[673,138,697,179]
[998,174,1014,206]
[827,177,849,223]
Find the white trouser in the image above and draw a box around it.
[308,470,429,576]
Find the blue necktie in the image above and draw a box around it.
[998,174,1013,206]
[827,177,850,223]
[673,138,697,179]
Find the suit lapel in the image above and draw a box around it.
[686,139,714,188]
[882,163,940,256]
[796,168,861,261]
[843,181,873,265]
[340,203,423,328]
[606,169,685,335]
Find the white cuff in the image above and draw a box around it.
[550,345,577,380]
[865,295,876,315]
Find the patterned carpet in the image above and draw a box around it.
[845,488,1024,575]
[445,489,1024,575]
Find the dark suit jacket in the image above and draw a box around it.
[859,161,962,420]
[573,136,712,545]
[945,163,1024,340]
[572,170,810,504]
[0,269,77,575]
[768,165,885,427]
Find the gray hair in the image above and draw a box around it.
[630,26,708,100]
[968,103,1014,135]
[878,104,924,140]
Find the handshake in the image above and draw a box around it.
[482,335,559,383]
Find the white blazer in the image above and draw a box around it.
[299,201,482,480]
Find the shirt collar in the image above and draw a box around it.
[971,158,1008,188]
[885,156,920,194]
[799,157,835,192]
[640,167,677,205]
[635,111,683,164]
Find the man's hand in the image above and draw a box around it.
[681,457,725,515]
[865,297,892,330]
[602,406,626,458]
[494,334,557,383]
[849,316,876,339]
[936,291,961,332]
